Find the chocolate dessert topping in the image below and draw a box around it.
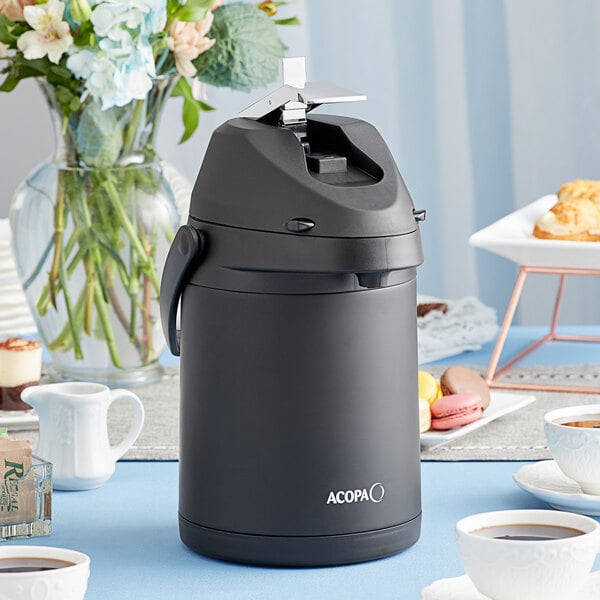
[417,303,449,318]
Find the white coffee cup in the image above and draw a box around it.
[0,545,90,600]
[21,382,144,490]
[545,404,600,495]
[456,509,600,600]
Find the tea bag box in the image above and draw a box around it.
[161,58,425,566]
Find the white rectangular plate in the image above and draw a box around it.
[469,195,600,268]
[420,391,535,448]
[0,410,39,431]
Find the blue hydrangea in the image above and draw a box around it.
[67,0,165,109]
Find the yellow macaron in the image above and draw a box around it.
[419,398,431,433]
[418,370,440,406]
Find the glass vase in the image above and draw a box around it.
[9,79,181,386]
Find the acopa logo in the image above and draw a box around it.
[326,483,385,505]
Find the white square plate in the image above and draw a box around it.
[469,195,600,268]
[0,410,38,431]
[420,391,535,448]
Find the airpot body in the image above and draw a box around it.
[160,58,425,566]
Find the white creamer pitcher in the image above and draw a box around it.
[21,382,144,491]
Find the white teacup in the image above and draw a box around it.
[456,509,600,600]
[545,404,600,495]
[0,545,90,600]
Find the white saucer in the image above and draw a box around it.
[422,572,600,599]
[513,460,600,515]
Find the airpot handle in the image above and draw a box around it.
[160,225,203,356]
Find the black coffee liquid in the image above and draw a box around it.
[560,416,600,429]
[0,558,75,573]
[474,524,584,541]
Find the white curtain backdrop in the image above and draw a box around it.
[1,0,599,325]
[304,0,600,326]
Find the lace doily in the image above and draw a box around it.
[417,295,497,364]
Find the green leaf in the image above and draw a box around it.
[0,14,27,46]
[180,98,199,144]
[15,57,50,76]
[73,21,94,47]
[0,15,13,45]
[171,76,194,102]
[0,76,18,93]
[175,5,210,21]
[173,0,213,22]
[171,76,214,144]
[167,0,183,18]
[0,55,53,94]
[76,102,123,167]
[193,3,286,92]
[196,99,215,112]
[48,65,74,86]
[273,16,300,25]
[53,83,82,115]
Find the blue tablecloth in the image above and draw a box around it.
[7,326,600,599]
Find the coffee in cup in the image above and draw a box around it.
[0,557,76,573]
[0,546,90,600]
[472,523,584,541]
[545,404,600,495]
[456,509,600,600]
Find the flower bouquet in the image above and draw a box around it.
[0,0,298,384]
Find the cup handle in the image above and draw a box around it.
[108,389,145,462]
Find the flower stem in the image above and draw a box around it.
[49,169,67,308]
[138,222,156,362]
[128,215,140,345]
[57,234,83,360]
[48,287,86,352]
[93,279,123,369]
[101,175,160,293]
[142,274,153,363]
[83,255,95,336]
[105,273,143,355]
[37,245,86,317]
[122,99,146,158]
[76,175,110,303]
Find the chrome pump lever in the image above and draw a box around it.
[238,57,366,125]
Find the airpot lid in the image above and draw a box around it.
[189,58,423,239]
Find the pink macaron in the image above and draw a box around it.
[430,393,483,430]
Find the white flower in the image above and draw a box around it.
[17,0,73,64]
[0,42,9,58]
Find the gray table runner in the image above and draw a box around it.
[421,365,600,461]
[12,364,600,461]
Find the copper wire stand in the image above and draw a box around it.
[485,265,600,394]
